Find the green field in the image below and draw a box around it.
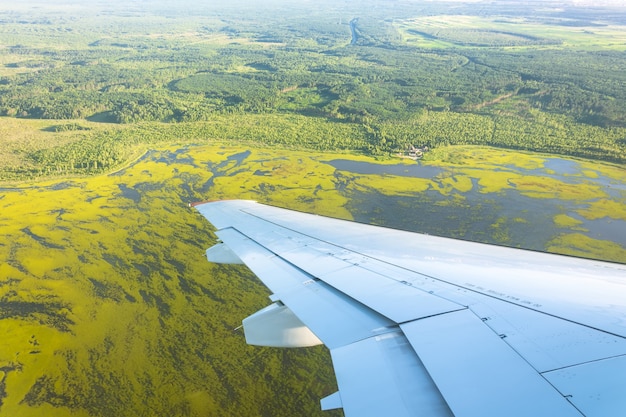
[0,145,351,417]
[397,14,626,50]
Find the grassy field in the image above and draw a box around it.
[1,141,624,416]
[0,144,353,417]
[396,15,626,50]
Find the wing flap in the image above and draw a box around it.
[247,231,467,323]
[330,331,454,417]
[320,391,342,411]
[401,309,583,417]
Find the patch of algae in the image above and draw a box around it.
[423,146,616,200]
[547,233,626,262]
[553,214,585,229]
[577,199,626,221]
[426,145,548,171]
[427,146,625,217]
[432,172,474,196]
[343,173,432,197]
[509,176,606,201]
[0,144,348,417]
[207,150,352,219]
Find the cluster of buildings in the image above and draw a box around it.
[400,145,429,160]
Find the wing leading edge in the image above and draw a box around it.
[193,200,626,417]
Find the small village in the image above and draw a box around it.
[397,144,430,160]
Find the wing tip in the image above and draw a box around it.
[189,199,217,208]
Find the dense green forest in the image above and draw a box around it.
[1,0,625,179]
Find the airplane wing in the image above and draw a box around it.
[192,199,626,417]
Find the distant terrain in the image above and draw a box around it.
[1,0,626,180]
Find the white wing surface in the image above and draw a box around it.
[193,200,626,417]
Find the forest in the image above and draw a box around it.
[1,0,626,181]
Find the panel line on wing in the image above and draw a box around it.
[234,224,467,324]
[540,353,626,374]
[542,354,626,417]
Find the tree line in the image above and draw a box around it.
[1,0,625,181]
